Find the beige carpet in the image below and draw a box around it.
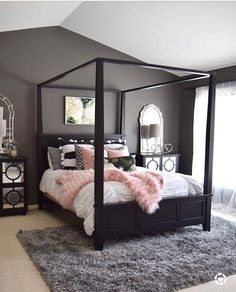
[0,209,235,292]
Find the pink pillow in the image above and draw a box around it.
[107,147,129,158]
[80,147,108,170]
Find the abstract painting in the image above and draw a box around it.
[65,96,95,125]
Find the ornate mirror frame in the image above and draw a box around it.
[139,104,163,154]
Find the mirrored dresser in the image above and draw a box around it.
[136,153,180,173]
[0,155,28,216]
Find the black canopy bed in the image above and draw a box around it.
[37,57,216,250]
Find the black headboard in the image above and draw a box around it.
[37,133,126,180]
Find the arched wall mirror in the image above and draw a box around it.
[0,92,16,155]
[139,104,163,154]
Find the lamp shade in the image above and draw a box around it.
[149,124,160,138]
[140,125,150,139]
[0,119,6,136]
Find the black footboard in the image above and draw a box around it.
[95,194,212,250]
[40,193,212,251]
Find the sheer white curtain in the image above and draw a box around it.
[193,81,236,214]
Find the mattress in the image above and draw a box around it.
[40,167,203,235]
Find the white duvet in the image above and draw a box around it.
[40,167,203,235]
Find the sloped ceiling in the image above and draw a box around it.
[0,1,81,31]
[61,1,236,71]
[0,1,236,71]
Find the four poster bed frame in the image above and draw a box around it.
[37,58,216,250]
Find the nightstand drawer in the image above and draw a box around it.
[162,155,178,172]
[145,156,161,170]
[136,153,179,173]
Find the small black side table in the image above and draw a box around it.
[0,155,28,216]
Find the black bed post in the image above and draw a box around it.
[119,92,126,135]
[94,58,105,250]
[203,73,216,231]
[37,85,44,209]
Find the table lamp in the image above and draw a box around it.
[149,123,161,153]
[140,125,150,152]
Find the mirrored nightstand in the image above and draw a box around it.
[0,155,28,216]
[135,153,180,173]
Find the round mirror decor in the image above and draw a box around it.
[5,165,22,181]
[163,158,175,172]
[5,190,22,206]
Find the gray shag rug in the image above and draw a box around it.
[17,216,236,292]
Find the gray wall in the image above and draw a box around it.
[0,65,37,198]
[42,76,181,154]
[0,26,180,204]
[42,87,180,154]
[42,88,119,134]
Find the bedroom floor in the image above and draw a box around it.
[0,209,235,292]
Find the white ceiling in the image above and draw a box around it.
[0,1,81,32]
[1,1,236,71]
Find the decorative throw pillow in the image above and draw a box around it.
[60,144,77,170]
[60,143,94,170]
[48,147,63,170]
[47,151,53,170]
[79,146,108,170]
[104,162,116,170]
[106,156,136,172]
[104,143,126,150]
[105,144,129,158]
[74,144,94,170]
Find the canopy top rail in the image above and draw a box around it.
[42,84,120,93]
[123,74,209,93]
[38,57,211,89]
[101,58,211,77]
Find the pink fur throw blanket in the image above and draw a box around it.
[56,169,164,214]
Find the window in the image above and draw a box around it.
[193,81,236,213]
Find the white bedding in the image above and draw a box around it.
[40,167,203,235]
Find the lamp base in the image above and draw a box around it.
[0,148,9,155]
[151,144,162,154]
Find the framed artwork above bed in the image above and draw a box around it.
[65,96,95,125]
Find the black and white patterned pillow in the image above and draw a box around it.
[60,144,76,170]
[58,136,94,170]
[75,144,84,170]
